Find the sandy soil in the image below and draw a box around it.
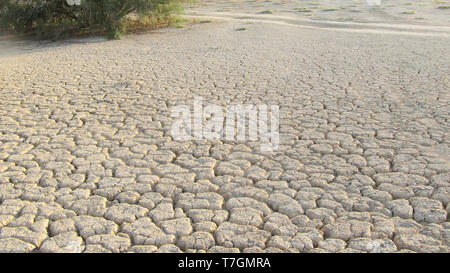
[186,0,450,26]
[0,0,448,253]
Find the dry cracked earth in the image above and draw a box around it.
[0,0,449,253]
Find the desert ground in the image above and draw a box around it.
[0,0,449,253]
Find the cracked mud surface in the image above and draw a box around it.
[0,0,449,253]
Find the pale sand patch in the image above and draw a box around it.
[186,0,450,26]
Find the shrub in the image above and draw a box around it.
[0,0,182,39]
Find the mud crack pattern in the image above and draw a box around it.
[0,6,449,253]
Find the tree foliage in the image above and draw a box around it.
[0,0,181,39]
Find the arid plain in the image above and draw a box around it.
[0,0,449,253]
